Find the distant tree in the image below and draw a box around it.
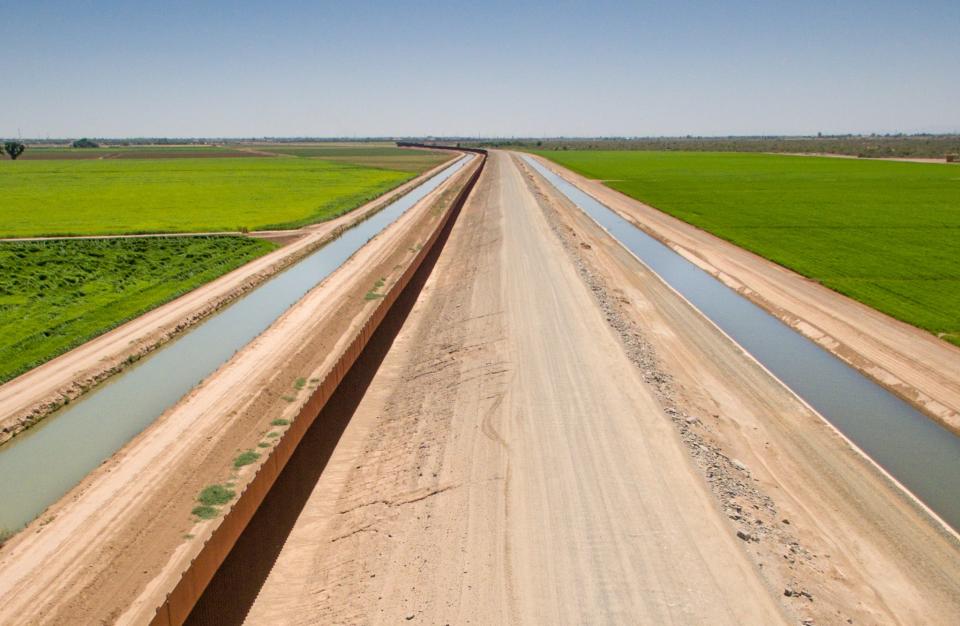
[72,138,100,149]
[3,141,25,160]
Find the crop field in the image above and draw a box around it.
[0,237,276,383]
[253,144,450,172]
[0,157,417,237]
[20,145,258,160]
[483,135,960,159]
[535,150,960,345]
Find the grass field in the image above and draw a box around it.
[20,145,258,160]
[535,150,960,345]
[482,135,960,159]
[0,237,276,383]
[251,144,449,172]
[0,157,417,237]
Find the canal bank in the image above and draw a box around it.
[523,154,960,534]
[0,155,470,533]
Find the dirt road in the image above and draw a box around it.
[0,155,457,443]
[244,151,788,624]
[528,155,960,435]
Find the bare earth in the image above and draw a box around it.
[245,150,786,624]
[0,155,456,444]
[243,152,960,624]
[528,155,960,435]
[0,155,477,625]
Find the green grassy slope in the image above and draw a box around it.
[0,237,277,383]
[0,157,412,237]
[534,150,960,345]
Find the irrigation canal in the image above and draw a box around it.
[523,154,960,533]
[0,155,470,532]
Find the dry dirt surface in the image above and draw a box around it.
[0,155,457,443]
[0,155,477,625]
[243,151,960,626]
[244,151,789,624]
[528,155,960,435]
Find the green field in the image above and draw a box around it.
[0,157,417,237]
[19,145,259,160]
[252,144,449,172]
[0,237,276,383]
[534,150,960,346]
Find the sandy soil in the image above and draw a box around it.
[0,155,478,625]
[241,151,960,625]
[244,151,789,624]
[0,155,458,444]
[528,155,960,435]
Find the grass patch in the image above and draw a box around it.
[0,237,276,383]
[257,442,271,448]
[536,150,960,342]
[266,431,280,438]
[191,505,218,520]
[0,157,414,237]
[281,394,296,402]
[271,419,290,426]
[233,450,261,468]
[197,484,236,506]
[364,277,388,301]
[294,377,306,390]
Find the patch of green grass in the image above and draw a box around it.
[0,157,414,237]
[191,505,218,520]
[0,236,276,384]
[266,431,280,438]
[197,484,236,506]
[281,395,296,402]
[294,377,306,390]
[233,450,261,468]
[364,277,388,301]
[536,150,960,343]
[257,442,271,448]
[271,419,290,426]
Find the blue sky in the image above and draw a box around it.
[1,0,958,137]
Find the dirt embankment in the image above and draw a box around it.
[239,151,788,624]
[0,155,459,446]
[517,153,960,624]
[230,151,958,625]
[528,154,960,436]
[0,155,478,626]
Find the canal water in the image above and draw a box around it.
[523,155,960,532]
[0,155,470,532]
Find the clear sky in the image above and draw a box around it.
[1,0,958,138]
